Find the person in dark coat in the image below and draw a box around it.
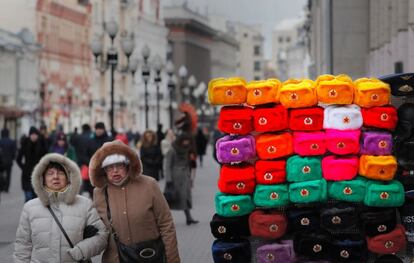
[139,130,162,181]
[165,133,198,225]
[195,128,208,167]
[72,124,92,168]
[0,128,17,192]
[16,127,48,202]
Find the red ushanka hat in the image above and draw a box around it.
[218,106,254,135]
[255,160,286,184]
[289,107,324,131]
[361,106,398,130]
[218,164,256,195]
[253,104,288,133]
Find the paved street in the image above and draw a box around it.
[0,147,218,263]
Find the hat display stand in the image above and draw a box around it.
[208,75,409,262]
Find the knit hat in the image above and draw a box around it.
[101,154,129,168]
[95,122,106,130]
[29,126,40,135]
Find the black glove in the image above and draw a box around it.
[83,225,99,239]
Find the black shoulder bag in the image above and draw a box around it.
[47,206,92,263]
[104,187,166,263]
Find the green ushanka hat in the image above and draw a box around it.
[286,155,322,183]
[364,180,405,207]
[289,179,328,204]
[215,192,255,217]
[253,184,290,208]
[328,176,368,203]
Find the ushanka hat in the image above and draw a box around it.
[364,180,405,207]
[293,131,326,156]
[218,106,253,135]
[210,213,250,239]
[315,74,355,105]
[215,135,256,164]
[323,104,363,130]
[218,164,256,195]
[279,79,318,108]
[354,78,391,108]
[320,204,360,234]
[361,106,398,130]
[208,77,247,105]
[255,160,286,184]
[289,179,328,204]
[360,207,397,237]
[246,79,281,106]
[256,241,295,263]
[359,155,397,181]
[293,232,332,260]
[325,129,360,155]
[212,238,251,263]
[366,224,406,254]
[360,131,393,156]
[287,207,320,233]
[331,238,368,262]
[286,155,322,183]
[253,184,290,208]
[215,192,255,217]
[328,176,367,202]
[253,104,288,133]
[321,155,359,181]
[248,209,288,239]
[256,132,293,160]
[289,107,324,131]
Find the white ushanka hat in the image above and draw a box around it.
[101,154,130,168]
[323,104,363,131]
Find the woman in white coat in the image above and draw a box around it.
[14,153,108,262]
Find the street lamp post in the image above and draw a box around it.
[90,20,135,134]
[187,75,197,105]
[178,65,187,103]
[153,55,163,127]
[141,45,151,129]
[166,60,175,129]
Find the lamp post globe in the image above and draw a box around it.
[105,20,119,41]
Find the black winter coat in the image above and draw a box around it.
[140,145,162,181]
[0,137,17,167]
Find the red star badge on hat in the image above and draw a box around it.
[377,224,387,232]
[218,226,226,234]
[267,145,276,153]
[329,89,338,97]
[301,217,310,226]
[233,122,242,130]
[225,89,233,96]
[340,250,349,258]
[385,241,394,249]
[230,147,239,155]
[371,93,379,101]
[266,253,275,261]
[223,253,233,260]
[302,166,311,174]
[304,117,313,125]
[343,116,350,124]
[270,192,279,200]
[378,140,387,148]
[343,187,353,195]
[331,216,342,224]
[264,173,273,181]
[259,117,267,125]
[231,204,240,211]
[310,143,319,150]
[300,189,309,197]
[269,224,278,232]
[254,89,261,96]
[380,192,389,200]
[313,244,322,253]
[337,142,345,149]
[290,92,298,100]
[381,113,389,121]
[236,182,245,190]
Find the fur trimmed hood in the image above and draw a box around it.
[32,153,81,206]
[89,140,142,188]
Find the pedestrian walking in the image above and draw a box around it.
[161,129,176,180]
[39,124,53,150]
[0,128,17,193]
[49,132,78,162]
[13,153,108,262]
[16,127,48,202]
[89,140,180,263]
[195,127,208,167]
[164,133,199,225]
[139,130,163,181]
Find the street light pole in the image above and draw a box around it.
[153,55,163,127]
[166,60,175,129]
[178,65,188,103]
[141,45,151,129]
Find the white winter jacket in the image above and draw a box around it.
[14,153,108,263]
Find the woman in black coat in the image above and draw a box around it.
[139,130,162,181]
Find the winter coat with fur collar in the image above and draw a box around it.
[89,140,180,263]
[13,153,108,263]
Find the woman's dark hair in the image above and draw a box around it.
[45,162,67,176]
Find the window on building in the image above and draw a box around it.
[254,61,261,71]
[254,76,261,80]
[244,33,248,38]
[395,61,404,74]
[286,37,291,43]
[278,37,283,43]
[254,45,260,55]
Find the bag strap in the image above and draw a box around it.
[47,205,74,248]
[104,186,119,241]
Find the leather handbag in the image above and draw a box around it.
[218,106,253,135]
[248,209,288,239]
[208,77,247,105]
[360,207,397,237]
[331,238,367,262]
[359,155,397,181]
[215,135,256,164]
[212,238,251,263]
[286,155,322,183]
[253,104,288,133]
[321,155,359,181]
[361,106,398,130]
[215,192,255,217]
[315,74,355,105]
[287,207,320,233]
[360,131,393,156]
[364,180,405,207]
[254,160,286,185]
[323,104,363,130]
[366,224,406,254]
[246,79,281,106]
[289,179,328,204]
[279,79,318,108]
[256,242,296,263]
[354,77,391,108]
[293,232,332,260]
[218,164,256,195]
[328,176,367,202]
[289,106,324,131]
[253,184,290,208]
[255,132,293,159]
[320,205,359,234]
[210,213,250,239]
[293,131,326,156]
[325,129,360,155]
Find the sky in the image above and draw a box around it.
[162,0,307,59]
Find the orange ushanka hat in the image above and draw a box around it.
[246,79,281,106]
[279,79,317,108]
[208,77,247,105]
[353,78,391,108]
[315,74,355,105]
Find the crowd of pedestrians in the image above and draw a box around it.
[0,120,210,262]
